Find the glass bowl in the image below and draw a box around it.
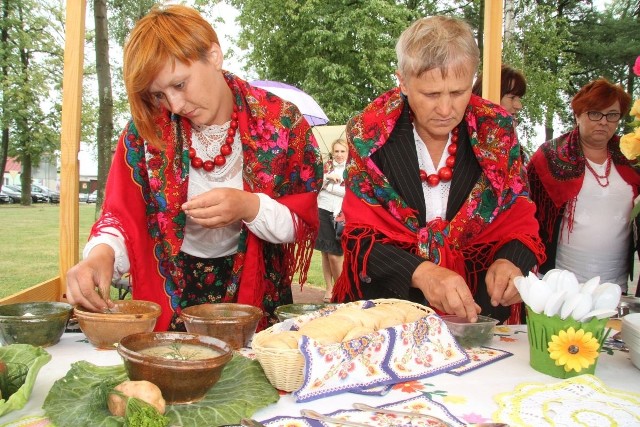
[441,314,499,348]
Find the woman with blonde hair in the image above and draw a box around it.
[66,4,322,331]
[315,138,348,302]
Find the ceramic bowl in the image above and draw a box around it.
[180,303,263,349]
[74,300,161,349]
[0,301,72,347]
[274,303,333,322]
[117,331,232,404]
[441,314,499,348]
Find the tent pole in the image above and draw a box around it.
[59,0,86,301]
[482,0,503,104]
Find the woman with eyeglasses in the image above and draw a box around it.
[527,78,640,294]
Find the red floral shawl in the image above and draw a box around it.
[334,89,545,323]
[91,72,322,331]
[527,128,640,244]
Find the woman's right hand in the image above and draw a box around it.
[65,244,116,312]
[411,261,481,322]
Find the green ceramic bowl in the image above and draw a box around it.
[274,303,333,322]
[0,301,73,347]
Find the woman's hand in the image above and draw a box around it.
[485,258,523,307]
[182,188,260,228]
[325,173,342,184]
[411,261,481,322]
[66,244,116,312]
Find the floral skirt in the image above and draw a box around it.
[168,251,292,331]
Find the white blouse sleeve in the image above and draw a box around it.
[82,227,130,279]
[244,193,296,243]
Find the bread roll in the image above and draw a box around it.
[261,331,302,349]
[342,326,375,341]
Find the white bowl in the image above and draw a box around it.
[630,348,640,370]
[622,313,640,332]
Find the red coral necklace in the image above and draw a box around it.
[584,152,612,188]
[418,128,458,187]
[188,105,239,171]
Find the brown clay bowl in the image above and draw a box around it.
[74,300,161,349]
[0,301,73,347]
[179,303,263,349]
[117,331,233,404]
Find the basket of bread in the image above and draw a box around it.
[252,299,468,398]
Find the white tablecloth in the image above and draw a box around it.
[0,325,639,426]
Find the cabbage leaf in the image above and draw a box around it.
[0,344,51,418]
[43,355,279,426]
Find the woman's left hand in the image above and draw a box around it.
[182,188,260,228]
[485,259,523,307]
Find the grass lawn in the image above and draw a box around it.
[0,203,327,299]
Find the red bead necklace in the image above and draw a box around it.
[418,128,458,187]
[188,105,239,172]
[584,152,612,188]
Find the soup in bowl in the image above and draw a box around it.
[117,331,232,404]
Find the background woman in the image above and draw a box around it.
[527,78,640,294]
[315,138,347,302]
[66,4,322,331]
[472,65,526,125]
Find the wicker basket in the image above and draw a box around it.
[252,298,434,392]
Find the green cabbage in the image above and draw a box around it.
[0,344,51,417]
[43,355,279,426]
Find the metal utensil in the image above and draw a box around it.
[352,403,510,427]
[300,409,377,427]
[352,402,454,426]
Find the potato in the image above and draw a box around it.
[107,380,166,416]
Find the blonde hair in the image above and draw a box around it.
[396,16,479,80]
[123,4,220,147]
[331,138,347,152]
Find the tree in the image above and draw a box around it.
[230,0,430,124]
[0,0,63,205]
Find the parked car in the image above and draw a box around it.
[1,187,21,203]
[32,184,60,203]
[0,191,12,204]
[80,190,97,203]
[6,184,47,203]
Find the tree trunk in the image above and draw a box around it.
[20,153,31,205]
[0,0,9,192]
[504,0,515,42]
[94,0,114,213]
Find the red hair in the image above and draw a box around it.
[123,4,220,147]
[571,78,631,117]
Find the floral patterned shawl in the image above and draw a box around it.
[527,128,640,245]
[334,88,545,323]
[91,72,322,331]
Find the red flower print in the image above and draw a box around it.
[147,156,163,170]
[204,273,215,285]
[149,177,162,192]
[392,380,425,393]
[301,164,315,181]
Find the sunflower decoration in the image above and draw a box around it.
[547,327,600,373]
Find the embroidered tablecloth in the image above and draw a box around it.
[0,325,638,426]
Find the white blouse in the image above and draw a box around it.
[84,124,296,278]
[555,160,633,292]
[414,127,452,222]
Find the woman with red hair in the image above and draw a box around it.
[66,4,322,331]
[528,78,640,294]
